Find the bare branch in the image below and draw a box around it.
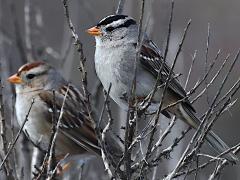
[163,0,174,62]
[0,99,35,170]
[24,0,34,61]
[123,0,146,179]
[172,142,240,179]
[188,49,222,97]
[48,154,69,180]
[0,62,13,177]
[191,51,228,104]
[209,144,240,179]
[184,50,197,90]
[116,0,126,15]
[145,18,191,166]
[47,86,69,178]
[9,1,27,63]
[60,37,73,66]
[61,0,93,122]
[151,116,177,153]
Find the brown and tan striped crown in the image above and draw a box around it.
[17,61,46,75]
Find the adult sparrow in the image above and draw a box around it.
[8,61,100,157]
[87,15,238,162]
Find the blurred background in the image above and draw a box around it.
[1,0,240,179]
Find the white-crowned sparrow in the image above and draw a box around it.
[8,61,100,157]
[87,15,238,162]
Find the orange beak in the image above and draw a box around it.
[86,26,102,36]
[8,74,22,84]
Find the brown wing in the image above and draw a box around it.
[39,84,100,155]
[139,38,196,112]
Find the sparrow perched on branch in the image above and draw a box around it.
[8,61,100,157]
[87,14,238,162]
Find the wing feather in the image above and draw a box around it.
[39,84,100,155]
[139,38,195,112]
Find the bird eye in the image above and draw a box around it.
[26,74,35,79]
[106,26,115,32]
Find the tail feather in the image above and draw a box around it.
[206,131,238,162]
[179,103,238,163]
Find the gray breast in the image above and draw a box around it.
[15,93,52,151]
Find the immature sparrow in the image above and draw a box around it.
[87,15,238,162]
[8,61,100,157]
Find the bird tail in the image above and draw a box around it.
[206,131,238,162]
[179,103,238,163]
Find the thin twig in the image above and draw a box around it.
[97,83,112,129]
[9,1,27,63]
[204,23,211,105]
[191,51,228,104]
[153,127,191,163]
[173,142,240,179]
[163,0,174,62]
[188,49,222,96]
[101,85,114,178]
[123,0,145,179]
[48,154,69,180]
[209,144,240,179]
[116,0,126,15]
[62,0,93,122]
[60,37,73,67]
[199,50,240,137]
[47,86,70,178]
[24,0,34,61]
[96,84,124,179]
[184,50,197,90]
[214,77,240,110]
[151,116,177,153]
[144,18,191,169]
[194,98,235,157]
[0,62,13,177]
[0,98,35,170]
[139,0,175,113]
[170,51,239,178]
[167,50,240,179]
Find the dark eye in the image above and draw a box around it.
[106,26,115,32]
[26,74,36,79]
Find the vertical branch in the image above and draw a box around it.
[60,37,73,67]
[145,19,191,165]
[24,0,34,62]
[188,48,221,96]
[201,50,239,126]
[100,85,116,178]
[171,143,240,178]
[48,154,69,180]
[123,0,145,179]
[166,50,240,180]
[61,0,93,121]
[139,0,174,112]
[46,90,57,177]
[150,116,177,153]
[47,86,69,178]
[163,0,174,62]
[0,62,12,177]
[95,84,125,179]
[9,1,27,63]
[116,0,126,15]
[184,50,197,90]
[191,50,224,104]
[0,99,35,170]
[204,23,211,104]
[10,96,19,179]
[208,144,240,179]
[204,23,210,75]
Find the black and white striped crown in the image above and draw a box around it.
[97,15,136,31]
